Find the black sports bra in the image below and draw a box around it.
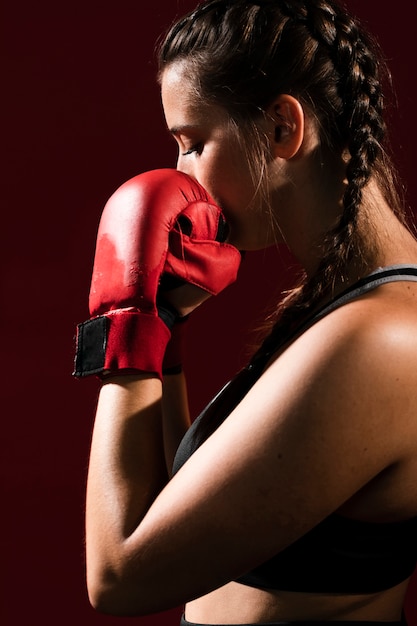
[172,265,417,594]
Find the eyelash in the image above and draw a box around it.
[182,142,203,156]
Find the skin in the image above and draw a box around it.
[85,60,417,622]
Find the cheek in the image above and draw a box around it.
[204,156,254,214]
[202,160,270,250]
[203,173,241,218]
[193,157,230,206]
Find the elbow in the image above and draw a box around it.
[88,589,117,616]
[89,593,135,617]
[87,570,131,616]
[88,582,142,616]
[86,561,158,617]
[86,541,141,615]
[87,584,121,616]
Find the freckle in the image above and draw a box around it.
[277,453,283,460]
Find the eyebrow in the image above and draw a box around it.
[168,124,199,136]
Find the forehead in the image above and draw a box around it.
[161,62,201,124]
[161,62,226,129]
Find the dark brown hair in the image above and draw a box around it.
[158,0,407,349]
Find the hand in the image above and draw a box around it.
[73,169,241,380]
[159,175,242,373]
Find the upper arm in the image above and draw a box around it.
[94,302,417,614]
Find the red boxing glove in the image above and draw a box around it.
[73,169,241,380]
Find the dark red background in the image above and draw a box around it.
[3,1,415,624]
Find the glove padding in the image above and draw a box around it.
[73,168,241,380]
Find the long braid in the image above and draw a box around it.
[257,0,390,355]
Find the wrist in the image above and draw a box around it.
[161,314,190,376]
[74,308,171,380]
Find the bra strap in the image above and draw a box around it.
[311,265,417,325]
[252,265,417,369]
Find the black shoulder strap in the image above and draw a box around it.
[253,264,417,369]
[307,264,417,328]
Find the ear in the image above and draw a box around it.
[265,94,304,160]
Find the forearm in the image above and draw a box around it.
[75,168,241,614]
[162,371,191,472]
[86,374,168,592]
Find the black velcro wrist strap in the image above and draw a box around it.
[73,316,107,377]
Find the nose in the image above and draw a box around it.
[176,154,193,178]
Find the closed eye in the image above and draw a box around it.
[182,142,203,156]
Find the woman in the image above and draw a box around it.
[76,0,417,623]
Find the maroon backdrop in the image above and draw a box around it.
[3,1,415,624]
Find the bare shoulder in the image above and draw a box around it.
[248,279,417,516]
[300,279,417,514]
[178,281,417,529]
[312,279,417,401]
[265,279,417,443]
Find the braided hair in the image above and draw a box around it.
[158,0,406,348]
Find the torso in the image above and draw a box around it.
[185,578,411,623]
[178,269,417,624]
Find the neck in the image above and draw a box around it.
[276,173,417,290]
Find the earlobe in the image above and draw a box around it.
[267,94,304,160]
